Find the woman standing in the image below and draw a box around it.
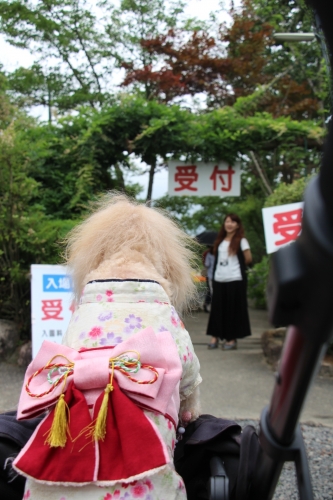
[206,213,252,350]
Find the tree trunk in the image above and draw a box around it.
[146,157,156,202]
[114,164,125,191]
[47,85,52,125]
[250,151,273,196]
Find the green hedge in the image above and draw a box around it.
[247,256,270,309]
[0,216,76,339]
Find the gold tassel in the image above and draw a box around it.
[93,383,113,441]
[45,394,69,448]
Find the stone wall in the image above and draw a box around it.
[261,327,333,377]
[0,319,32,367]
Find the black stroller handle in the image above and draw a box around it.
[209,457,229,500]
[249,1,333,498]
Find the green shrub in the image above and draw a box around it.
[247,256,270,309]
[0,101,79,339]
[264,175,314,208]
[0,215,76,339]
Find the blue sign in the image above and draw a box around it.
[43,275,72,292]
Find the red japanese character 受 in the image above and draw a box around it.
[273,209,303,246]
[174,166,198,191]
[41,299,63,320]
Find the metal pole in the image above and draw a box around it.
[313,13,333,113]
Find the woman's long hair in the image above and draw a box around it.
[213,213,245,255]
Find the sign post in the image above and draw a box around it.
[30,264,73,358]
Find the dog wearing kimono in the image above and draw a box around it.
[14,194,202,500]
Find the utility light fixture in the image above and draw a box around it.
[273,33,315,42]
[273,29,333,113]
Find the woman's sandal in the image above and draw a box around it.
[207,342,218,350]
[222,341,237,351]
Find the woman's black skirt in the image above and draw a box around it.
[206,280,251,341]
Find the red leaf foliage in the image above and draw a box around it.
[121,2,320,118]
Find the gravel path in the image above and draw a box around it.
[237,419,333,500]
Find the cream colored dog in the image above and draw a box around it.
[17,193,202,500]
[65,193,202,421]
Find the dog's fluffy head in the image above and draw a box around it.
[65,193,199,313]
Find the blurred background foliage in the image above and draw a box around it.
[0,0,328,338]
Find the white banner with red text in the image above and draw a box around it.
[262,202,304,254]
[31,264,74,358]
[168,161,241,197]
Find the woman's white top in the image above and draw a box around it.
[214,238,250,283]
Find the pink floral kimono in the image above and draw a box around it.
[14,279,202,500]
